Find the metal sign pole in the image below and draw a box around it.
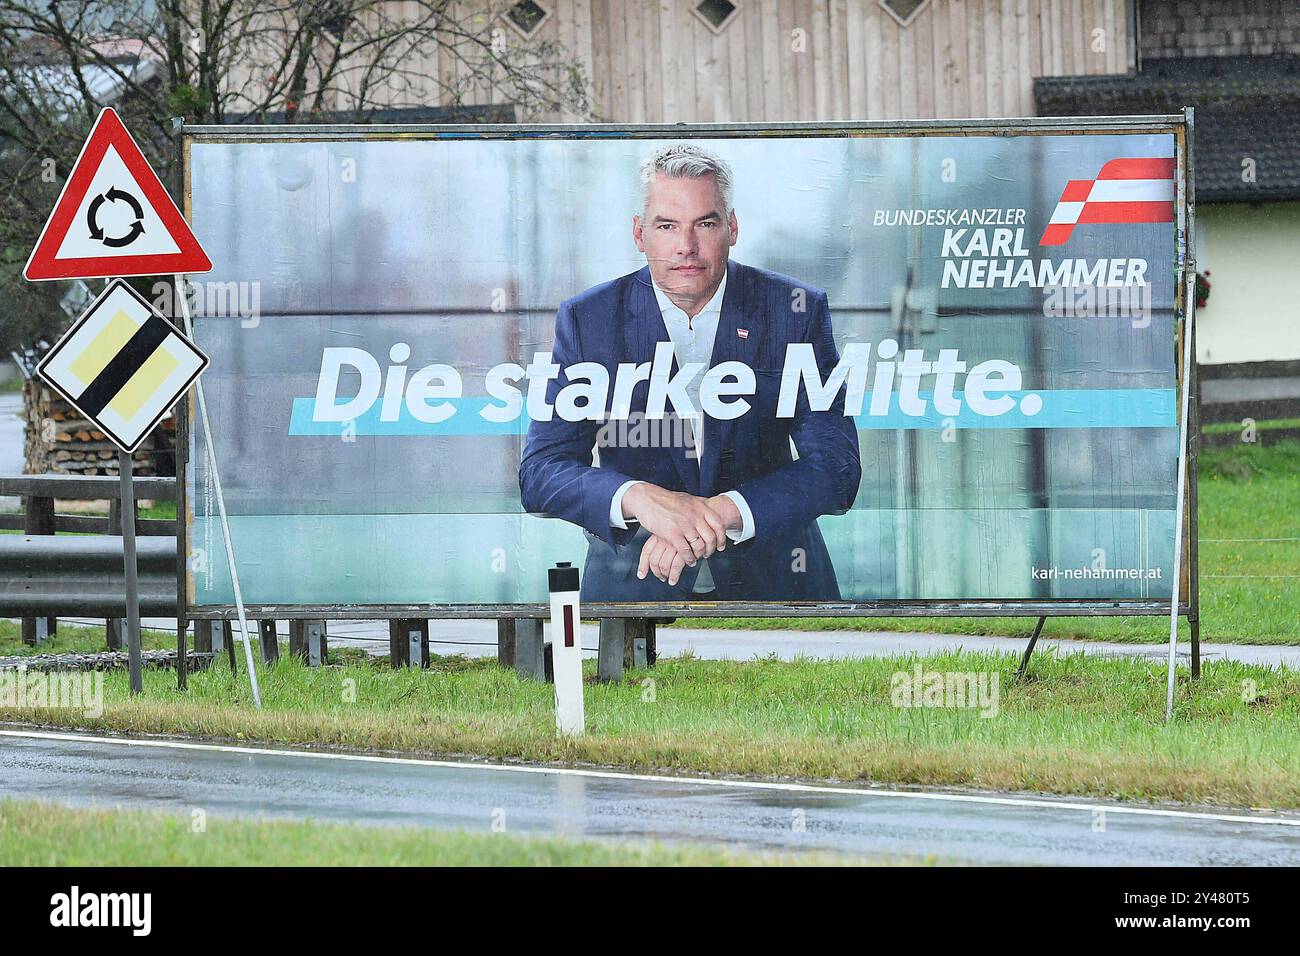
[173,274,262,708]
[118,450,143,694]
[102,275,142,695]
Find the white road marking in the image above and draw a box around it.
[2,726,1297,828]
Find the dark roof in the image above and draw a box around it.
[225,103,517,125]
[1034,56,1300,202]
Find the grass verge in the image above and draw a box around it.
[1202,416,1300,435]
[3,649,1298,810]
[0,798,862,866]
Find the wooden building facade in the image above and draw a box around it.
[428,0,1134,123]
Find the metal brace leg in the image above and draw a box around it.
[1016,616,1048,681]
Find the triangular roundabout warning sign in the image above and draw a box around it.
[24,107,212,281]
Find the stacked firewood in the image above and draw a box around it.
[22,378,171,475]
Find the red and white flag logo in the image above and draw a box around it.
[1039,157,1175,246]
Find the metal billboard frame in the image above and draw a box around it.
[175,113,1198,649]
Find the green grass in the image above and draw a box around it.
[4,649,1299,810]
[1202,416,1300,435]
[139,501,177,520]
[0,500,176,534]
[0,619,173,657]
[0,377,22,394]
[0,798,867,866]
[679,439,1300,645]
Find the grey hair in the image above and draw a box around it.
[638,142,735,217]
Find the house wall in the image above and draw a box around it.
[306,0,1132,122]
[576,0,1128,123]
[1195,202,1300,365]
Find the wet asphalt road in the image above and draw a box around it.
[2,729,1298,865]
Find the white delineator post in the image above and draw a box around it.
[548,562,584,737]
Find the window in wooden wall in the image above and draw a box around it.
[505,0,550,38]
[880,0,929,28]
[693,0,742,35]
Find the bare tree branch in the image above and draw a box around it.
[0,0,592,347]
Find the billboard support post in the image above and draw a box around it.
[597,618,626,682]
[173,273,263,709]
[1185,106,1203,683]
[289,620,327,666]
[196,620,238,671]
[307,621,324,667]
[496,619,517,667]
[388,619,429,668]
[514,619,546,681]
[258,619,279,664]
[1166,107,1198,723]
[629,621,650,669]
[1165,293,1195,722]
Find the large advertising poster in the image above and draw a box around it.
[183,122,1185,610]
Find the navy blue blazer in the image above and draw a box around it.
[519,259,861,602]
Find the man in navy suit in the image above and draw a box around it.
[519,143,861,602]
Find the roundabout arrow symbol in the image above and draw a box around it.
[87,185,145,247]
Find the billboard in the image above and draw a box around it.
[181,118,1191,615]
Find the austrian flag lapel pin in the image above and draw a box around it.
[737,328,749,339]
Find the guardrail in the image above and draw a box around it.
[0,535,177,616]
[0,475,177,645]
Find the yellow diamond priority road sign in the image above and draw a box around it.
[36,279,208,454]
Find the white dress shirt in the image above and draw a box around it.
[607,269,756,592]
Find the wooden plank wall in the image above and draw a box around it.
[421,0,1129,122]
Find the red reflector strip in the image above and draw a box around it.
[563,604,574,648]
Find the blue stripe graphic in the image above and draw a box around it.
[287,388,1176,436]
